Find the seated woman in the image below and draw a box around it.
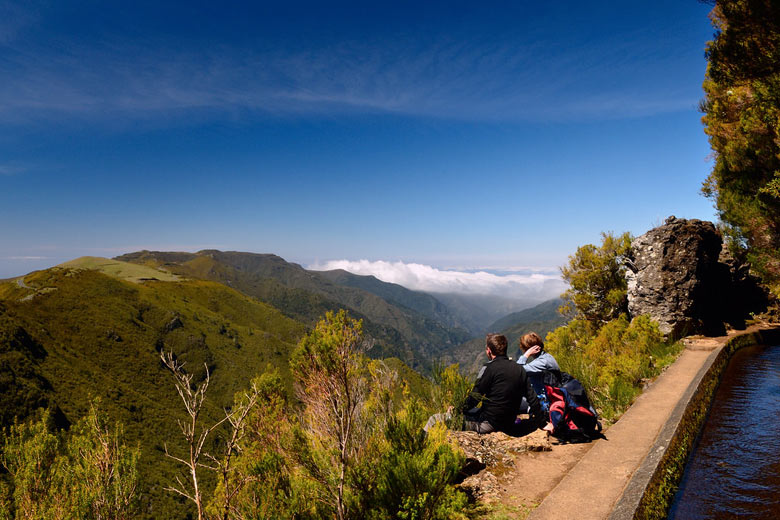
[516,332,560,414]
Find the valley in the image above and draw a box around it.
[0,251,563,518]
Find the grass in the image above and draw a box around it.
[57,256,182,283]
[470,502,534,520]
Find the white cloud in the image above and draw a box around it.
[309,259,566,301]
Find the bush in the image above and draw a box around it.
[365,399,466,520]
[0,401,139,519]
[560,232,632,325]
[210,311,469,520]
[545,315,682,422]
[430,362,472,431]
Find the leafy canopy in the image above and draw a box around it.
[700,0,780,284]
[559,231,632,325]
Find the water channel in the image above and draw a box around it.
[668,344,780,519]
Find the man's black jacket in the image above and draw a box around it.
[463,354,542,432]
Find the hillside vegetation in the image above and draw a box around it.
[0,265,306,518]
[1,311,467,520]
[116,250,472,371]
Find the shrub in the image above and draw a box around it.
[430,362,472,430]
[545,315,682,422]
[560,232,632,325]
[365,399,466,520]
[0,401,139,519]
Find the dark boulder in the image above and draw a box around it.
[625,216,767,337]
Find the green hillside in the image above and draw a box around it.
[116,250,472,371]
[443,298,568,376]
[431,292,540,334]
[57,256,182,282]
[488,298,565,334]
[0,265,306,519]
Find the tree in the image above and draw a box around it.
[700,0,780,284]
[160,350,261,520]
[207,371,315,520]
[289,310,372,520]
[559,231,632,325]
[64,401,140,519]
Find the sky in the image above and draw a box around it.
[1,1,718,301]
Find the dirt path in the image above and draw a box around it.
[499,441,592,509]
[490,326,772,519]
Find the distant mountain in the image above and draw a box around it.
[430,292,544,334]
[116,250,472,371]
[487,297,564,334]
[316,268,476,333]
[442,298,567,376]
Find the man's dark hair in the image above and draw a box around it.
[486,333,508,356]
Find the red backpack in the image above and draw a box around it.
[544,372,603,442]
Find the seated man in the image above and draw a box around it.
[462,333,547,434]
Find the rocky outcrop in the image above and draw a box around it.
[449,429,551,502]
[626,216,768,337]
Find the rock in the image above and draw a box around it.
[165,315,184,332]
[449,430,551,503]
[626,216,768,337]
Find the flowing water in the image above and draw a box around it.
[668,344,780,519]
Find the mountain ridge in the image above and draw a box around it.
[115,250,473,371]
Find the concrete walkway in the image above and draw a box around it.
[526,327,768,520]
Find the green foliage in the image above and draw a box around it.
[290,310,380,520]
[0,267,306,518]
[0,402,139,519]
[430,363,473,430]
[202,313,467,520]
[365,400,466,520]
[545,315,683,422]
[208,370,319,520]
[700,0,780,286]
[0,409,60,519]
[0,309,50,427]
[559,232,632,325]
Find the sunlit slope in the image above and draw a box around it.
[58,256,182,282]
[0,266,305,518]
[117,250,472,371]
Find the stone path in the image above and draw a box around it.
[520,326,772,520]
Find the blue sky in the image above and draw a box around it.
[1,0,717,296]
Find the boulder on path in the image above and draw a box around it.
[625,216,768,337]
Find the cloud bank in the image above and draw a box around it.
[309,259,566,301]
